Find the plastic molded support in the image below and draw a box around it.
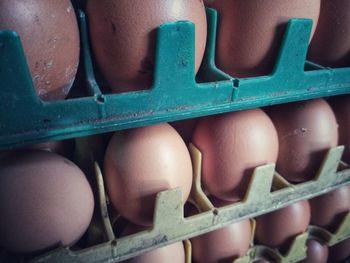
[30,145,350,263]
[1,9,349,150]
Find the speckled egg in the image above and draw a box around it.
[86,0,207,92]
[0,0,80,100]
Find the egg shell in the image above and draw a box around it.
[191,197,251,263]
[30,140,75,158]
[308,0,350,67]
[0,140,75,163]
[207,0,320,77]
[255,200,311,252]
[104,123,193,226]
[192,108,279,202]
[120,223,185,263]
[191,219,251,263]
[124,242,185,263]
[0,0,80,101]
[0,150,94,253]
[267,99,338,182]
[329,95,350,163]
[309,186,350,232]
[329,238,350,262]
[300,239,328,263]
[86,0,207,92]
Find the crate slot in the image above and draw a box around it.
[238,232,308,263]
[308,212,350,247]
[184,228,308,263]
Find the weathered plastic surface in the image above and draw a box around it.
[29,145,350,263]
[0,9,349,150]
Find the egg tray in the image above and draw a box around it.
[20,144,350,263]
[0,8,350,150]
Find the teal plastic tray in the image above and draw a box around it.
[0,8,349,150]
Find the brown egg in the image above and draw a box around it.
[191,219,251,263]
[191,198,252,263]
[308,0,350,67]
[104,123,193,226]
[192,109,279,202]
[267,99,338,182]
[329,238,350,262]
[0,150,94,253]
[207,0,320,77]
[121,223,185,263]
[123,242,185,263]
[300,239,328,263]
[309,186,350,232]
[0,0,80,101]
[0,140,75,162]
[329,95,350,163]
[255,200,311,252]
[86,0,207,92]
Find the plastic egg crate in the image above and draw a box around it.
[0,5,350,263]
[19,142,349,263]
[0,8,349,150]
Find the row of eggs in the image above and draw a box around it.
[0,0,349,100]
[0,94,349,260]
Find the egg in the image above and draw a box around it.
[267,99,338,182]
[329,95,350,163]
[123,241,185,263]
[190,198,251,263]
[207,0,320,77]
[104,123,193,226]
[255,200,311,252]
[86,0,207,92]
[30,140,75,158]
[0,150,94,253]
[329,238,350,262]
[300,239,328,263]
[309,186,350,232]
[0,140,75,163]
[121,223,185,263]
[192,109,278,202]
[308,0,350,67]
[0,0,80,101]
[191,219,251,263]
